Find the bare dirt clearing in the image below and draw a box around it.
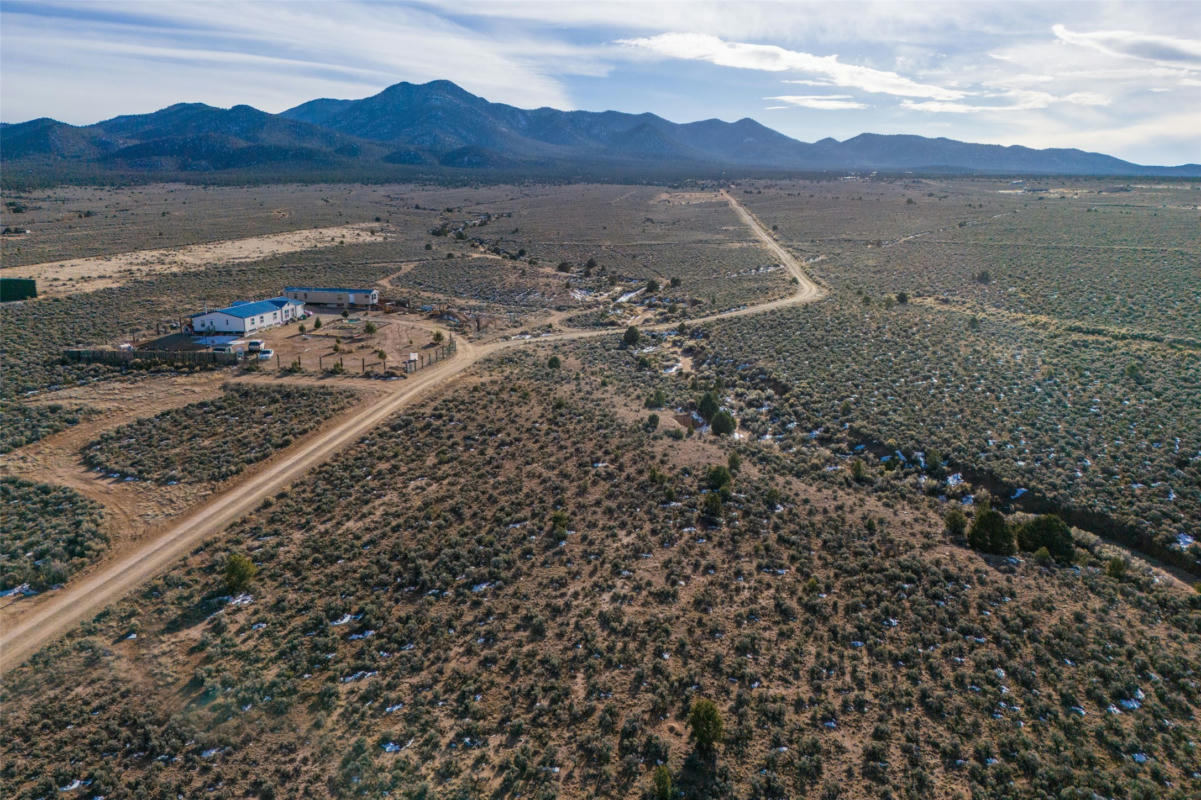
[654,190,722,204]
[3,223,391,296]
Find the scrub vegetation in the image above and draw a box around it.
[0,401,95,453]
[3,353,1199,799]
[81,384,358,485]
[0,477,107,591]
[2,177,1199,800]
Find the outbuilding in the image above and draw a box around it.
[284,286,379,308]
[190,297,305,335]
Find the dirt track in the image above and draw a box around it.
[0,192,824,672]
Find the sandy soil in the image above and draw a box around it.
[2,223,391,297]
[236,310,439,373]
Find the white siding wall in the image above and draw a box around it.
[191,309,284,334]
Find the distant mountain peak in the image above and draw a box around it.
[4,78,1197,178]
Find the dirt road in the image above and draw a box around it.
[717,190,825,310]
[0,192,823,672]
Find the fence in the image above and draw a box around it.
[406,340,457,373]
[290,338,459,376]
[63,349,242,367]
[66,337,457,375]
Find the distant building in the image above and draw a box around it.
[283,286,379,308]
[190,297,304,335]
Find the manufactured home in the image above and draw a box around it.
[190,297,305,336]
[283,286,379,308]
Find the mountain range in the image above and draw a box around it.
[3,79,1198,180]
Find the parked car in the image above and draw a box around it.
[257,349,274,360]
[247,340,264,352]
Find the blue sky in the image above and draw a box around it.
[2,1,1199,164]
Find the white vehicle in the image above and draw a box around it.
[247,339,264,351]
[257,348,274,360]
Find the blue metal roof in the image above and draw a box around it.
[207,300,282,319]
[284,286,376,294]
[191,297,302,320]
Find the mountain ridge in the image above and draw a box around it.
[3,79,1198,179]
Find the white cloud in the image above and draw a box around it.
[1,1,584,121]
[617,32,966,99]
[766,94,868,110]
[1053,24,1201,69]
[988,109,1201,163]
[1063,91,1110,106]
[902,88,1109,114]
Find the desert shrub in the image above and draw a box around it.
[650,765,673,800]
[944,508,968,538]
[850,458,868,482]
[82,384,356,484]
[0,477,107,590]
[1017,515,1074,563]
[968,510,1014,555]
[687,699,724,754]
[707,465,732,493]
[711,410,735,436]
[697,391,719,423]
[224,554,258,594]
[0,401,95,453]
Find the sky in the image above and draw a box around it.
[2,1,1199,165]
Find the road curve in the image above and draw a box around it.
[0,191,823,672]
